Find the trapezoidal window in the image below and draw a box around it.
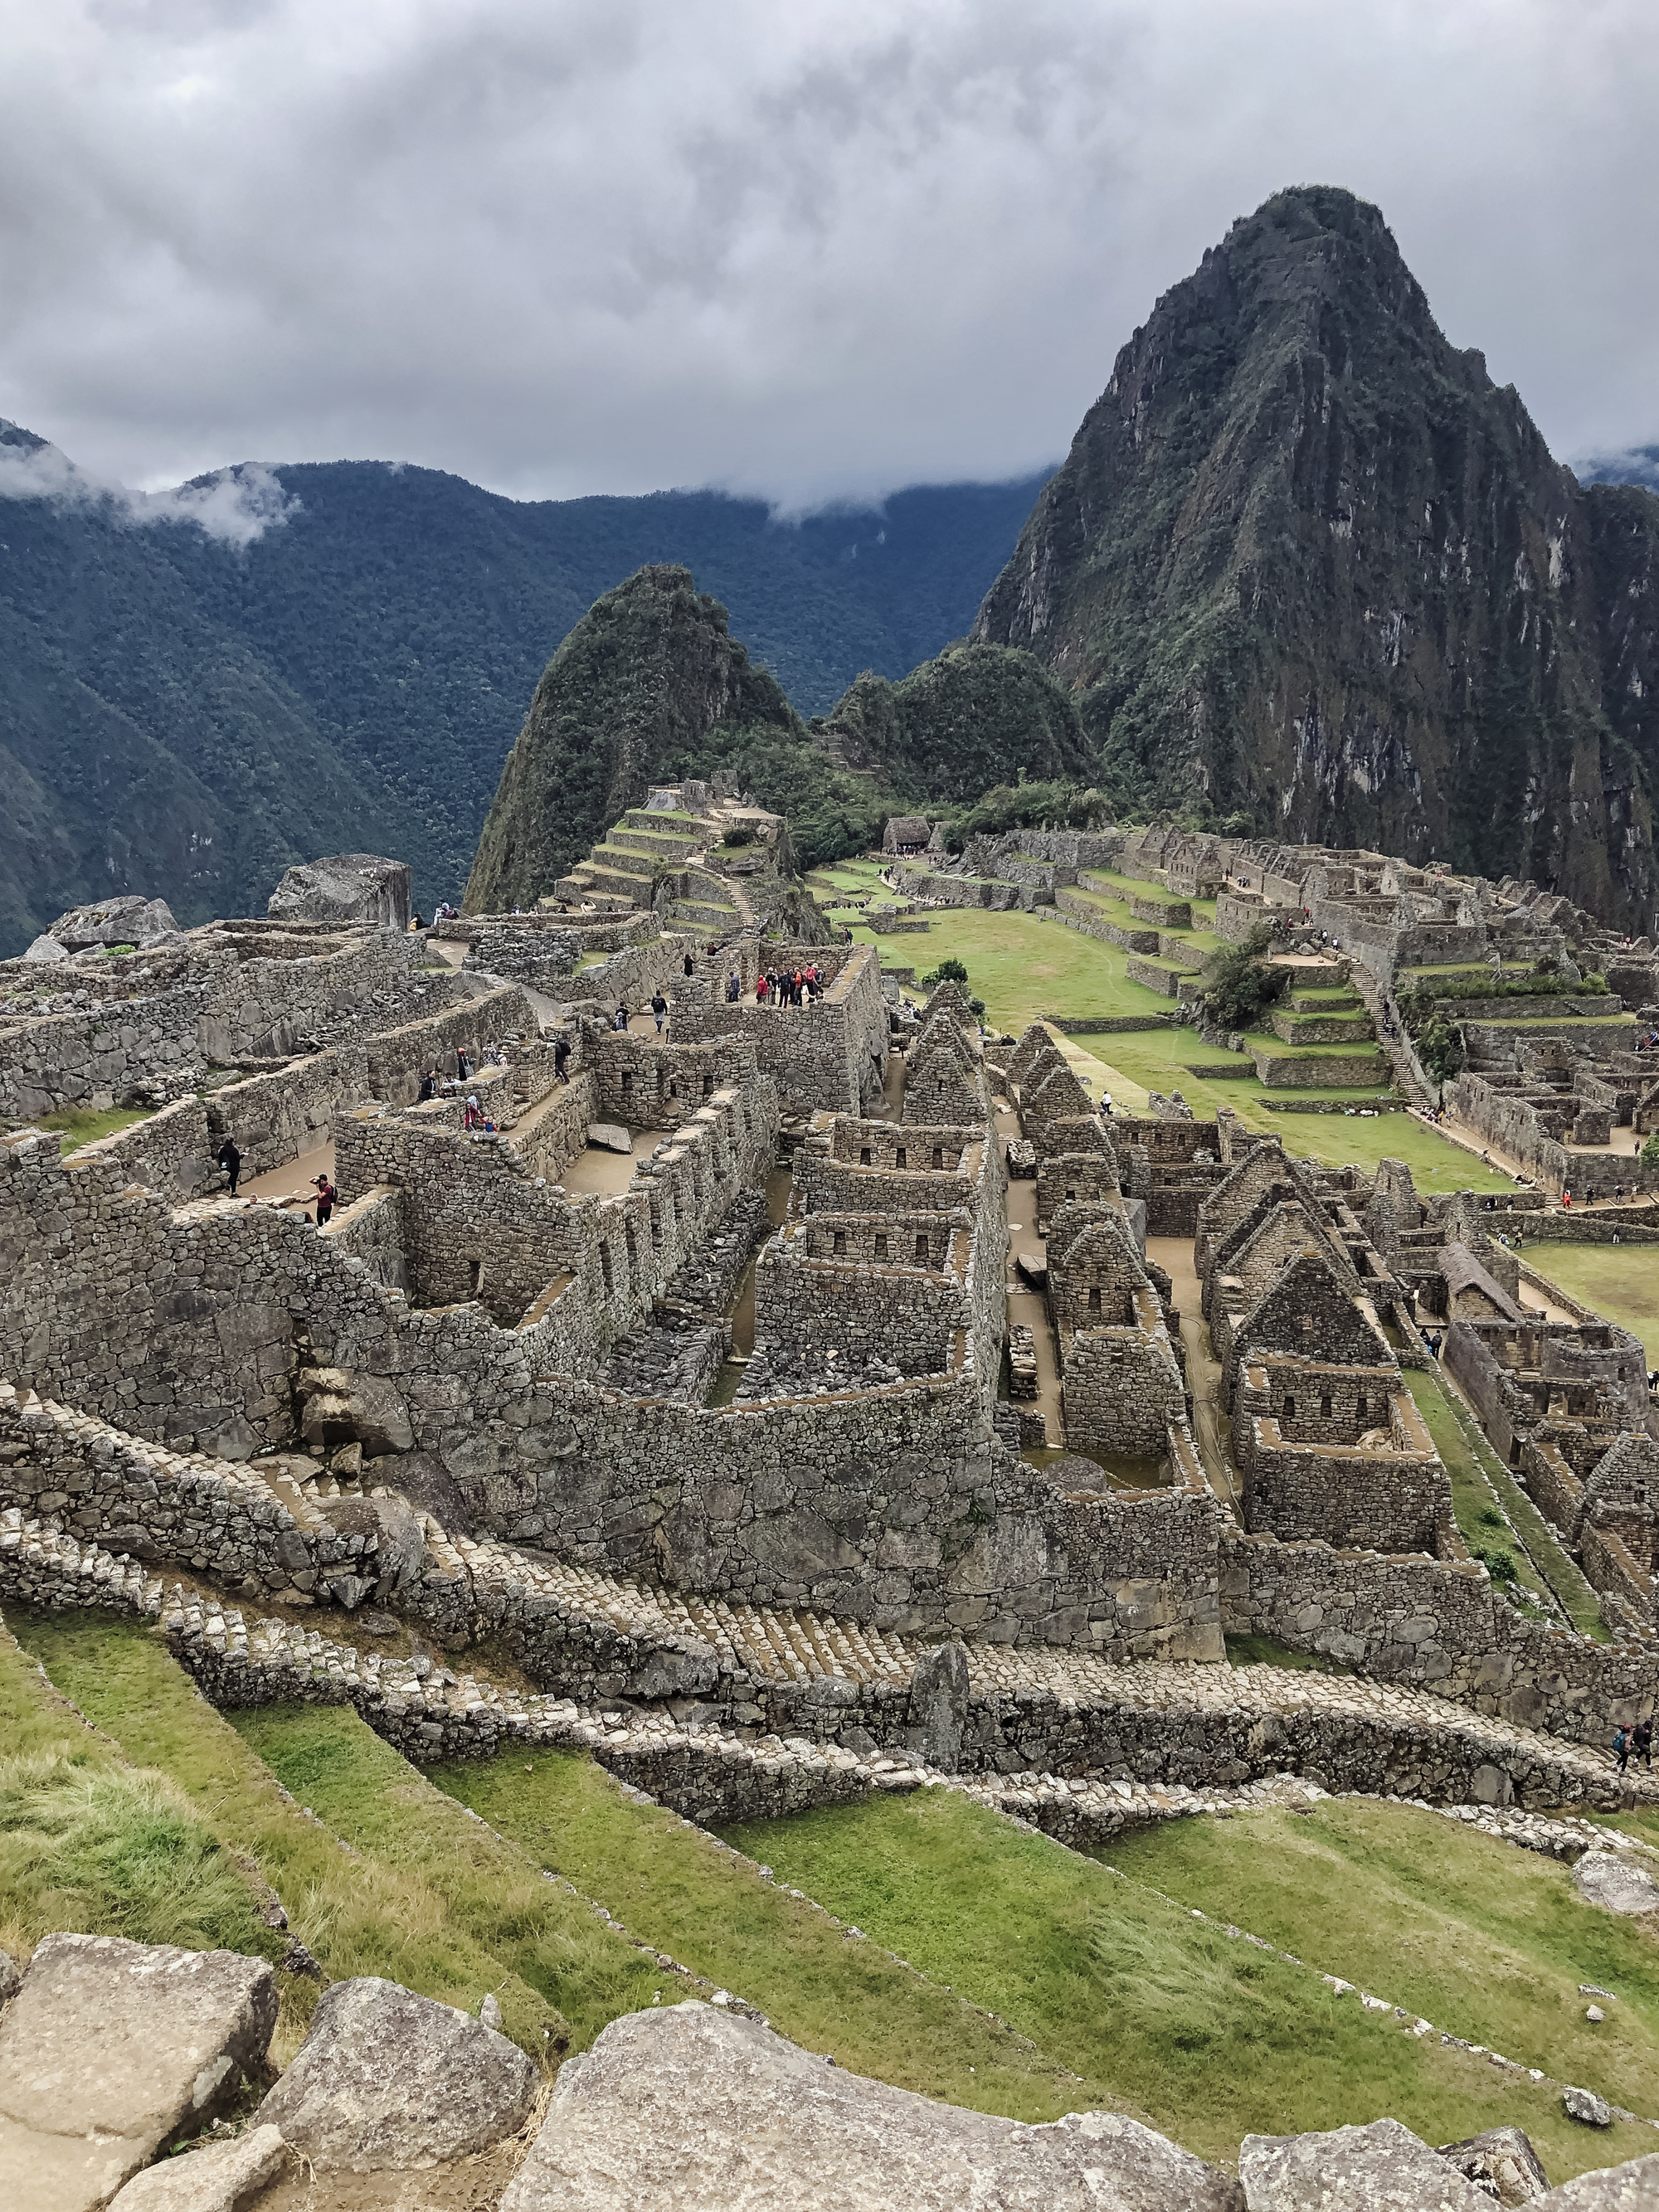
[1283,1396,1296,1420]
[860,1146,872,1166]
[620,1071,634,1095]
[1320,1394,1332,1420]
[1087,1286,1102,1314]
[832,1230,847,1256]
[914,1232,929,1262]
[932,1146,943,1168]
[873,1232,888,1258]
[468,1259,483,1298]
[896,1146,907,1168]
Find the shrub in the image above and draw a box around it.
[922,958,970,988]
[1642,1133,1659,1167]
[721,826,757,848]
[1474,1546,1518,1584]
[1197,926,1288,1033]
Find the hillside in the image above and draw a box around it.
[0,433,1048,950]
[974,186,1659,927]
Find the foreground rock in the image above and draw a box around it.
[1563,2087,1614,2129]
[1572,1852,1659,1917]
[254,1977,538,2171]
[266,854,411,930]
[107,2126,286,2212]
[1240,2117,1493,2209]
[586,1123,633,1155]
[502,2000,1243,2210]
[1540,2151,1659,2205]
[0,1933,275,2212]
[1438,2125,1551,2205]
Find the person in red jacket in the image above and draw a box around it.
[313,1174,338,1226]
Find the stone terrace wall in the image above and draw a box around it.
[361,986,538,1108]
[0,982,210,1120]
[1221,1528,1656,1744]
[0,1382,381,1603]
[671,942,888,1116]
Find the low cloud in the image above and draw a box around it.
[0,437,295,547]
[0,2,1653,506]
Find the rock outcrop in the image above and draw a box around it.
[107,2125,287,2212]
[254,1976,538,2172]
[974,185,1659,927]
[44,897,180,952]
[1571,1850,1659,1916]
[1239,2117,1494,2209]
[265,855,411,931]
[502,1999,1243,2210]
[0,1933,275,2212]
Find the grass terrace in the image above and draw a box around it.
[1515,1244,1659,1369]
[725,1787,1657,2181]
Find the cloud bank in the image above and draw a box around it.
[0,0,1654,508]
[0,436,296,547]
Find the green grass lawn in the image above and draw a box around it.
[1404,1371,1606,1640]
[435,1750,1099,2123]
[724,1788,1655,2180]
[0,1616,280,1973]
[29,1106,153,1150]
[853,906,1522,1188]
[1516,1243,1659,1367]
[9,1612,629,2064]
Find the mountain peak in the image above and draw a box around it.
[973,188,1659,925]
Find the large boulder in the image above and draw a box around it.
[107,2125,286,2212]
[1571,1852,1659,1917]
[501,2000,1243,2210]
[1239,2117,1493,2209]
[253,1977,538,2171]
[1539,2151,1659,2205]
[266,855,411,931]
[45,897,179,953]
[0,1933,276,2212]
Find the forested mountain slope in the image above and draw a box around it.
[0,430,1046,949]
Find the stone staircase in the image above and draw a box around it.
[6,1506,1653,1835]
[1344,961,1437,1109]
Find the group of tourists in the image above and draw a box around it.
[757,964,823,1007]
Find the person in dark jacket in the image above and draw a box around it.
[313,1174,337,1227]
[216,1136,241,1196]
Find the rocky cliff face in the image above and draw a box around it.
[974,186,1659,926]
[816,642,1090,799]
[465,566,801,912]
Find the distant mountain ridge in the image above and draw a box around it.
[0,434,1049,950]
[974,186,1659,927]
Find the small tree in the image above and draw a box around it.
[1197,926,1289,1033]
[922,958,969,988]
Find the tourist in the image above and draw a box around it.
[456,1043,473,1081]
[464,1095,482,1130]
[417,1068,439,1103]
[410,912,423,931]
[1638,1718,1655,1770]
[1563,1189,1573,1211]
[651,989,669,1035]
[1615,1724,1632,1773]
[313,1174,337,1227]
[553,1034,571,1084]
[614,1001,630,1033]
[727,969,742,1003]
[216,1135,241,1197]
[684,950,694,980]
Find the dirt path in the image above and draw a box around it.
[1147,1234,1240,1514]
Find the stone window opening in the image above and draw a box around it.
[1087,1286,1102,1314]
[1066,1188,1076,1202]
[860,1146,872,1165]
[932,1146,943,1168]
[468,1258,483,1298]
[1283,1396,1296,1419]
[1355,1393,1367,1422]
[1300,1314,1314,1332]
[874,1232,888,1257]
[832,1230,847,1256]
[1320,1394,1332,1420]
[601,1242,613,1296]
[914,1232,929,1262]
[896,1146,907,1168]
[669,1080,679,1100]
[620,1071,634,1096]
[624,1223,638,1277]
[702,1072,713,1098]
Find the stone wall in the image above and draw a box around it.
[670,944,888,1116]
[1221,1526,1656,1745]
[0,1383,382,1604]
[1234,1363,1454,1555]
[1060,1291,1189,1456]
[752,1217,973,1379]
[583,1027,762,1131]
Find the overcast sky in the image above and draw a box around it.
[2,0,1654,512]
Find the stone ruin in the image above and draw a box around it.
[1,814,1657,1936]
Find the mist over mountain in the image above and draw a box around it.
[0,437,1048,950]
[974,186,1659,927]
